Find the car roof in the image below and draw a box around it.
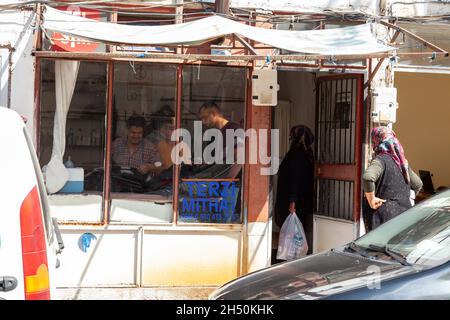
[0,107,25,132]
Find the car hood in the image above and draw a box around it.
[210,249,421,300]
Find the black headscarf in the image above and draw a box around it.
[289,125,314,162]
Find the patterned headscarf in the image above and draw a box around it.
[289,125,315,162]
[371,126,410,184]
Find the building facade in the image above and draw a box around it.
[1,0,448,296]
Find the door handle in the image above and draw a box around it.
[314,162,321,176]
[0,276,18,292]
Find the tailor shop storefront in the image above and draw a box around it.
[39,59,261,287]
[33,6,399,290]
[38,9,269,288]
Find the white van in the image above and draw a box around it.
[0,107,63,300]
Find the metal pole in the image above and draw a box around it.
[365,30,401,88]
[34,57,41,155]
[241,65,252,276]
[103,61,114,225]
[176,0,183,54]
[0,44,14,109]
[34,51,449,62]
[33,3,43,152]
[234,34,258,55]
[354,75,364,222]
[7,49,12,109]
[215,0,230,15]
[108,10,118,53]
[172,65,183,225]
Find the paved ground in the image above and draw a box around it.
[55,287,218,300]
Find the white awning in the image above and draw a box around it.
[42,5,395,55]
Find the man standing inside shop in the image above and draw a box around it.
[112,115,162,175]
[198,102,243,223]
[198,101,243,167]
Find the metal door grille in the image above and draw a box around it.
[317,179,354,220]
[317,78,357,165]
[315,76,361,221]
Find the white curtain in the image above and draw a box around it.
[44,60,79,194]
[274,100,293,158]
[272,99,292,228]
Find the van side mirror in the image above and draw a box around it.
[52,217,65,254]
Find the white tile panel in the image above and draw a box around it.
[110,199,172,223]
[141,231,241,286]
[246,221,272,272]
[54,229,138,287]
[313,215,355,253]
[247,221,270,236]
[49,194,102,222]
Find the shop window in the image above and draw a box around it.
[39,61,248,225]
[109,63,177,223]
[178,66,246,224]
[39,60,107,222]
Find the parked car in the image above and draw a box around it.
[210,189,450,300]
[0,107,64,300]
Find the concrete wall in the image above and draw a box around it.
[229,0,380,15]
[229,0,450,17]
[387,0,450,17]
[10,37,35,139]
[394,72,450,188]
[0,9,36,143]
[277,71,316,152]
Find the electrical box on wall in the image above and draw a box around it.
[371,87,398,124]
[252,69,279,106]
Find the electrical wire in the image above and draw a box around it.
[2,0,450,26]
[0,0,349,21]
[0,0,367,25]
[0,0,180,11]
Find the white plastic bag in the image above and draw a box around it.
[276,212,308,261]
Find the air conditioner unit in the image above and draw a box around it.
[371,87,398,124]
[252,69,279,106]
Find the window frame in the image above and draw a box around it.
[38,58,250,226]
[38,59,108,224]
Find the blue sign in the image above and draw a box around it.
[78,233,97,252]
[179,181,240,223]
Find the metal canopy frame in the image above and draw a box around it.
[364,20,450,86]
[34,5,449,67]
[33,49,448,62]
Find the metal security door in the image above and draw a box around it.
[315,74,363,222]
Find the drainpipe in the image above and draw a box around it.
[176,0,183,54]
[215,0,230,15]
[0,42,14,109]
[213,0,230,47]
[379,0,387,16]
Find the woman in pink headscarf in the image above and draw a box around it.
[362,126,423,231]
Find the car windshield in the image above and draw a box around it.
[355,190,450,268]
